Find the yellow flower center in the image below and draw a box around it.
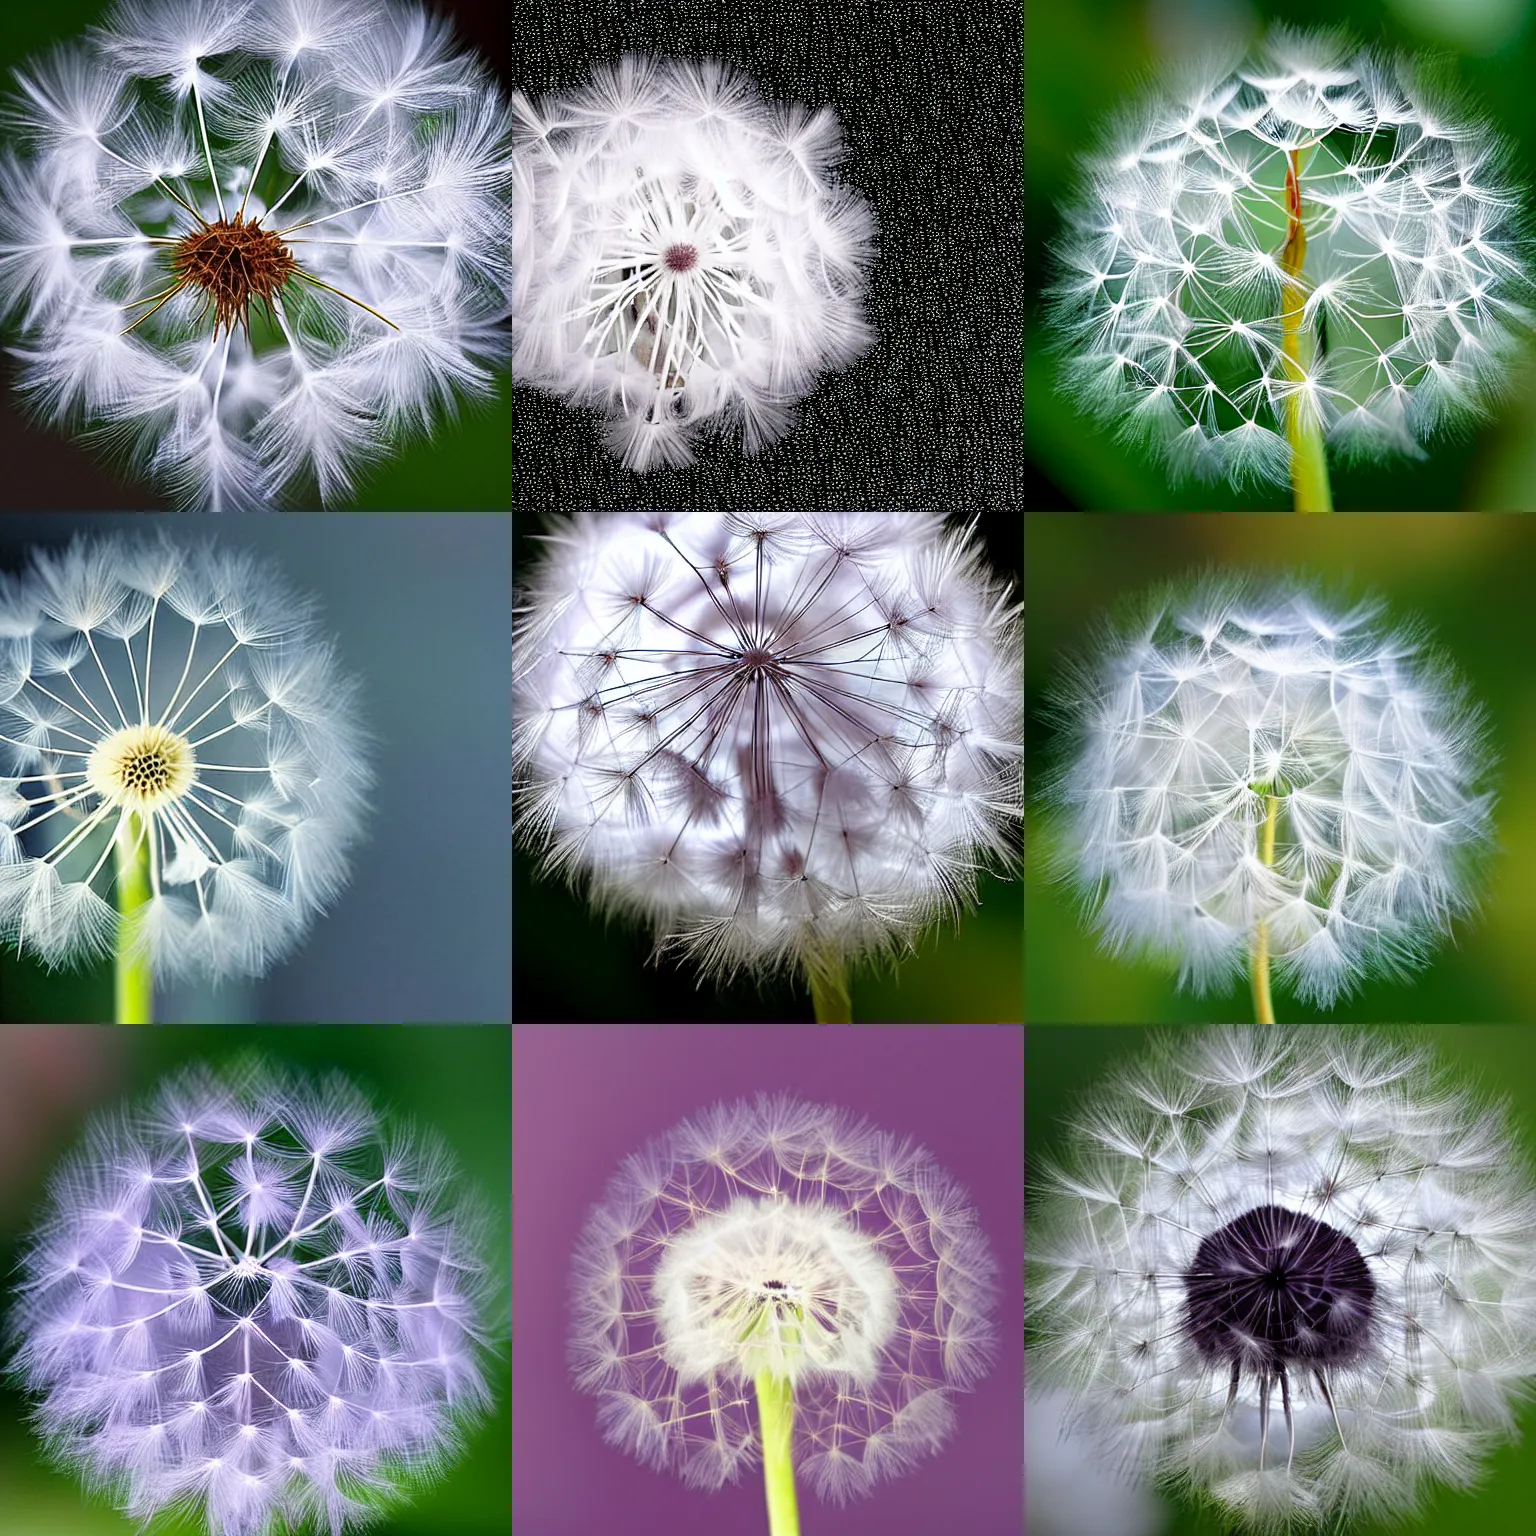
[86,724,197,814]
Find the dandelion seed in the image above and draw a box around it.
[512,513,1022,1008]
[1042,572,1494,1012]
[0,0,512,509]
[512,57,877,471]
[570,1094,996,1510]
[8,1060,493,1536]
[1048,26,1535,501]
[0,531,371,981]
[1029,1027,1536,1530]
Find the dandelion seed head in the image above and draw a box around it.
[170,215,299,339]
[0,531,370,981]
[512,57,877,472]
[0,0,512,509]
[1049,26,1535,488]
[1030,1028,1536,1530]
[7,1061,493,1536]
[513,513,1022,988]
[571,1095,996,1502]
[87,722,198,813]
[663,242,699,274]
[1043,572,1494,1006]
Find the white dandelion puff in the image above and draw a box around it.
[1028,1027,1536,1530]
[512,512,1022,995]
[7,1060,493,1536]
[1042,572,1494,1009]
[570,1094,997,1503]
[1048,26,1536,491]
[0,531,371,981]
[0,0,512,510]
[512,57,877,471]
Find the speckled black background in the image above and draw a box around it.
[512,0,1023,510]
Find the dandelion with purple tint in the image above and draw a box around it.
[569,1094,997,1533]
[7,1061,494,1536]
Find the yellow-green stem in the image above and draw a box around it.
[1279,149,1333,513]
[808,959,851,1023]
[754,1370,800,1536]
[114,814,154,1025]
[1250,792,1279,1025]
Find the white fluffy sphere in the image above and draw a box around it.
[0,0,511,509]
[10,1063,493,1536]
[513,513,1022,988]
[1044,573,1493,1007]
[0,531,371,981]
[569,1094,997,1502]
[512,58,876,471]
[1029,1028,1536,1530]
[1049,26,1535,489]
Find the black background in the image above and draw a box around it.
[511,0,1023,510]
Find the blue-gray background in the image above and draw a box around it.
[0,514,512,1024]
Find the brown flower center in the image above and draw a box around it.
[170,216,299,338]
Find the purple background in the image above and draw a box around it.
[512,1025,1023,1536]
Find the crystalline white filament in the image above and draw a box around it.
[1029,1028,1536,1530]
[513,57,876,470]
[0,0,512,509]
[1045,573,1494,1005]
[0,531,370,980]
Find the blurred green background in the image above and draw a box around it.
[1026,1024,1536,1534]
[0,0,510,512]
[1025,514,1536,1022]
[0,1026,510,1535]
[1026,0,1536,510]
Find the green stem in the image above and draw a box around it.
[808,960,851,1023]
[114,814,154,1025]
[1250,791,1279,1025]
[1283,357,1333,513]
[754,1370,800,1536]
[1280,148,1333,514]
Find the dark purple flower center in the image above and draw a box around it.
[663,242,700,273]
[1184,1204,1375,1372]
